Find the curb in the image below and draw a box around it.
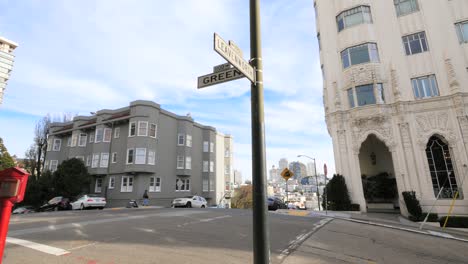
[274,210,468,243]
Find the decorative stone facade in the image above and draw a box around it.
[316,0,468,215]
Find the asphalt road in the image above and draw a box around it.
[4,208,326,264]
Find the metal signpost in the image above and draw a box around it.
[196,1,269,262]
[281,168,294,202]
[324,163,328,215]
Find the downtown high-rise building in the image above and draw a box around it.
[0,36,18,105]
[316,0,468,215]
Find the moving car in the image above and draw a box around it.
[172,195,207,208]
[39,197,72,212]
[71,194,106,210]
[267,197,287,211]
[12,206,36,214]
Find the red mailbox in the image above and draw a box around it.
[0,167,30,264]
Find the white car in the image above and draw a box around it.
[71,194,106,210]
[172,195,207,208]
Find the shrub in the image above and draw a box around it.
[402,191,422,220]
[322,174,351,211]
[439,216,468,228]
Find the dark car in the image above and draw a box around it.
[12,206,36,214]
[267,197,287,211]
[39,196,72,212]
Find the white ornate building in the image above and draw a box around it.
[0,36,18,105]
[316,0,468,215]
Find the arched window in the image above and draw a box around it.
[425,136,460,199]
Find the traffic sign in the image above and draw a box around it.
[281,168,294,181]
[228,40,243,57]
[197,68,245,89]
[214,33,255,83]
[213,63,232,73]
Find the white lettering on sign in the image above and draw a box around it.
[214,33,255,83]
[197,68,245,89]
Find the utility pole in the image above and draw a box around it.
[250,0,270,263]
[314,158,321,211]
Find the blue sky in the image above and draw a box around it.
[0,0,334,180]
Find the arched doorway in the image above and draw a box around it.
[359,134,399,212]
[425,135,462,199]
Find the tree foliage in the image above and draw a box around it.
[53,158,91,198]
[34,115,50,178]
[23,144,38,177]
[322,174,352,211]
[231,185,253,209]
[0,137,15,171]
[21,158,91,208]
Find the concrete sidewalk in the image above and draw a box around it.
[274,209,468,242]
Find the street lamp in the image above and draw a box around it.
[297,155,321,211]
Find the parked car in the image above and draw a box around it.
[267,197,287,211]
[39,197,72,212]
[12,206,36,214]
[71,194,106,210]
[172,195,207,208]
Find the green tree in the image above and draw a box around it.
[322,174,351,211]
[53,158,91,198]
[22,170,56,208]
[0,137,15,170]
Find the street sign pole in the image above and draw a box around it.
[324,163,328,215]
[250,0,270,263]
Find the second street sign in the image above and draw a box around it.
[214,33,255,83]
[197,68,245,89]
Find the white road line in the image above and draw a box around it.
[6,237,70,256]
[277,217,333,261]
[178,215,232,227]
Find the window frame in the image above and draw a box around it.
[186,134,192,147]
[149,176,161,192]
[455,21,468,44]
[103,128,112,142]
[149,123,157,138]
[177,134,185,146]
[129,122,136,137]
[95,178,103,193]
[91,153,100,168]
[394,0,419,17]
[138,121,148,137]
[148,150,156,165]
[341,43,379,69]
[411,75,439,99]
[86,155,91,167]
[203,161,209,172]
[336,5,372,32]
[210,161,214,172]
[402,31,428,55]
[52,138,61,151]
[203,141,209,152]
[78,133,87,147]
[177,156,184,169]
[114,127,120,138]
[185,156,191,170]
[175,178,190,192]
[135,148,147,165]
[121,176,134,192]
[210,142,214,153]
[100,153,109,168]
[112,152,117,163]
[95,128,103,143]
[108,176,115,189]
[49,160,58,172]
[126,148,134,164]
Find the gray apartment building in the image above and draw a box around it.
[0,36,18,105]
[44,100,234,207]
